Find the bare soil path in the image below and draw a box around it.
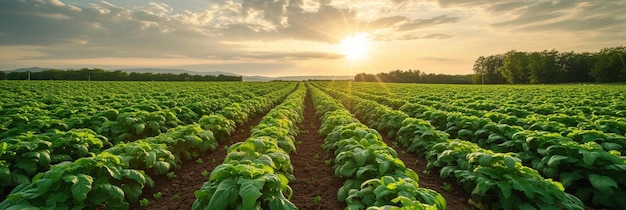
[290,90,346,210]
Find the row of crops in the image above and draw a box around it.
[1,80,624,209]
[312,82,626,209]
[0,81,297,209]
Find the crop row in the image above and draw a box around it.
[320,82,626,208]
[334,82,626,137]
[311,82,584,210]
[308,83,446,210]
[192,83,306,209]
[361,83,626,119]
[0,83,297,209]
[0,81,293,142]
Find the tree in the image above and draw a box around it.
[558,51,594,83]
[528,50,559,84]
[472,55,506,84]
[499,51,530,84]
[591,46,626,83]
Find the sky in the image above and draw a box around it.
[1,0,625,77]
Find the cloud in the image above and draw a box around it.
[399,33,453,40]
[395,15,460,31]
[429,0,626,33]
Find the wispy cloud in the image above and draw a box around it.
[0,0,625,76]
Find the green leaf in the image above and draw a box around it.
[337,161,357,177]
[581,151,599,166]
[71,174,93,202]
[35,178,53,194]
[237,178,264,209]
[560,171,584,187]
[588,174,617,194]
[98,183,125,202]
[478,154,492,167]
[121,169,147,185]
[547,155,570,168]
[354,148,371,166]
[497,182,512,199]
[208,178,239,209]
[146,152,156,169]
[153,161,171,175]
[134,123,146,135]
[104,164,122,180]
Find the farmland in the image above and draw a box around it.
[1,80,625,209]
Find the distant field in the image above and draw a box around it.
[1,80,624,209]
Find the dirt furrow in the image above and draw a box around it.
[290,91,346,210]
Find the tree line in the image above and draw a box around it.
[354,69,472,84]
[0,68,242,81]
[473,46,626,84]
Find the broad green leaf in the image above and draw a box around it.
[71,174,93,202]
[134,123,146,135]
[207,178,238,209]
[580,151,599,166]
[478,154,492,167]
[146,152,156,168]
[588,174,617,194]
[121,169,147,185]
[560,171,584,187]
[547,155,570,168]
[45,192,70,206]
[99,183,125,201]
[337,161,357,177]
[237,178,264,209]
[35,178,53,194]
[496,182,512,199]
[103,164,122,180]
[354,148,371,166]
[503,156,517,170]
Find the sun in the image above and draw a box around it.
[340,33,370,60]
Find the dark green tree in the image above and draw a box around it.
[591,47,626,83]
[499,51,531,84]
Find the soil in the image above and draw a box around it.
[128,91,474,210]
[289,91,346,210]
[129,114,265,210]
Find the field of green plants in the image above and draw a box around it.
[1,80,624,210]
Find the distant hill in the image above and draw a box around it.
[2,67,353,81]
[6,67,50,72]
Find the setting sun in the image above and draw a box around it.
[340,33,370,60]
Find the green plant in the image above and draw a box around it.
[140,198,149,207]
[196,158,203,164]
[153,192,163,199]
[325,159,332,166]
[201,170,209,177]
[313,195,322,204]
[442,182,452,193]
[166,171,176,180]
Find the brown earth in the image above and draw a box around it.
[128,91,474,210]
[289,91,347,210]
[129,114,265,210]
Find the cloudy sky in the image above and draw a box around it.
[1,0,625,77]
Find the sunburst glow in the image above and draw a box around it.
[340,33,370,60]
